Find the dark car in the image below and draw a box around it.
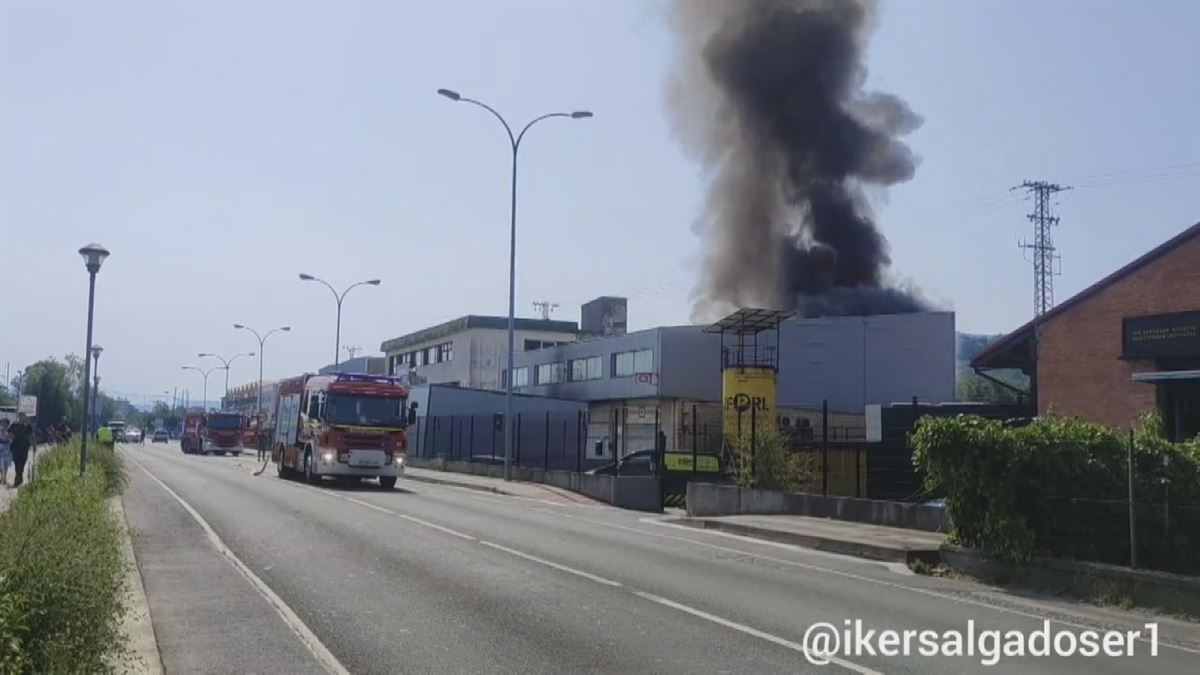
[587,449,658,476]
[152,429,170,443]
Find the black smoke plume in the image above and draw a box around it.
[668,0,929,320]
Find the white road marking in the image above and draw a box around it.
[397,513,477,541]
[634,591,882,675]
[478,540,624,588]
[127,453,350,675]
[341,495,395,515]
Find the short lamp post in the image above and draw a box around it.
[90,345,103,436]
[78,243,110,478]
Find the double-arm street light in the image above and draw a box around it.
[198,352,255,399]
[298,274,379,370]
[181,365,221,412]
[78,243,110,478]
[233,323,290,435]
[437,87,592,481]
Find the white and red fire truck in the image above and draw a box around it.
[272,373,415,488]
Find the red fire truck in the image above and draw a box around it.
[272,373,415,488]
[181,410,248,455]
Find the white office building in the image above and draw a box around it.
[379,315,579,390]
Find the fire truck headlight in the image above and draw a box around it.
[322,451,334,463]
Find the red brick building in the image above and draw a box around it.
[974,221,1200,440]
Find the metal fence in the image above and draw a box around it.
[411,412,612,473]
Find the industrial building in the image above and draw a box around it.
[974,221,1200,440]
[508,311,957,460]
[378,297,629,390]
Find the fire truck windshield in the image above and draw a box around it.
[325,395,405,428]
[206,415,243,430]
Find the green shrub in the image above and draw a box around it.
[730,429,820,493]
[912,413,1200,574]
[0,441,129,673]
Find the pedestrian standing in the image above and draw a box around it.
[0,420,12,487]
[9,413,34,488]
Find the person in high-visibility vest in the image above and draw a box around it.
[97,425,114,448]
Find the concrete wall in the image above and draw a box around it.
[409,457,661,512]
[686,483,946,532]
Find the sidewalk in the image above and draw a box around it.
[404,466,599,505]
[670,514,946,564]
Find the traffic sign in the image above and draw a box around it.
[18,395,37,416]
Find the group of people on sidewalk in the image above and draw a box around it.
[0,412,35,488]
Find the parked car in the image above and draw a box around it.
[586,449,658,476]
[152,429,170,443]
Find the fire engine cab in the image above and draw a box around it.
[181,410,246,455]
[272,373,415,488]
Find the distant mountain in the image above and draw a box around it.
[956,332,1005,366]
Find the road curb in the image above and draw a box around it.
[668,517,941,565]
[111,496,164,675]
[404,472,517,497]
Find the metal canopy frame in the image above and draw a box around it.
[705,308,795,372]
[703,308,795,335]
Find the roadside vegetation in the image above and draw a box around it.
[0,441,130,674]
[730,428,820,493]
[913,412,1200,575]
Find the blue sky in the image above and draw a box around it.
[1,0,1197,404]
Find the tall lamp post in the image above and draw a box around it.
[90,345,103,435]
[198,351,255,400]
[437,87,592,480]
[298,274,379,370]
[234,323,290,439]
[78,243,110,478]
[181,365,220,412]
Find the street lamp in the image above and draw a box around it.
[234,323,290,443]
[298,274,380,370]
[437,87,592,480]
[90,345,103,436]
[198,352,255,400]
[181,365,220,412]
[78,243,110,478]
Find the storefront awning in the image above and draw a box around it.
[1131,370,1200,383]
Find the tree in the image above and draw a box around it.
[20,358,81,433]
[957,368,1028,405]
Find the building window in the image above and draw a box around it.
[437,341,453,363]
[613,348,653,377]
[535,362,564,385]
[569,356,603,382]
[524,339,566,351]
[502,367,530,388]
[425,346,437,365]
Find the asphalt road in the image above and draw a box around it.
[120,442,1200,674]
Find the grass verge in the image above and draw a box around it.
[0,441,130,674]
